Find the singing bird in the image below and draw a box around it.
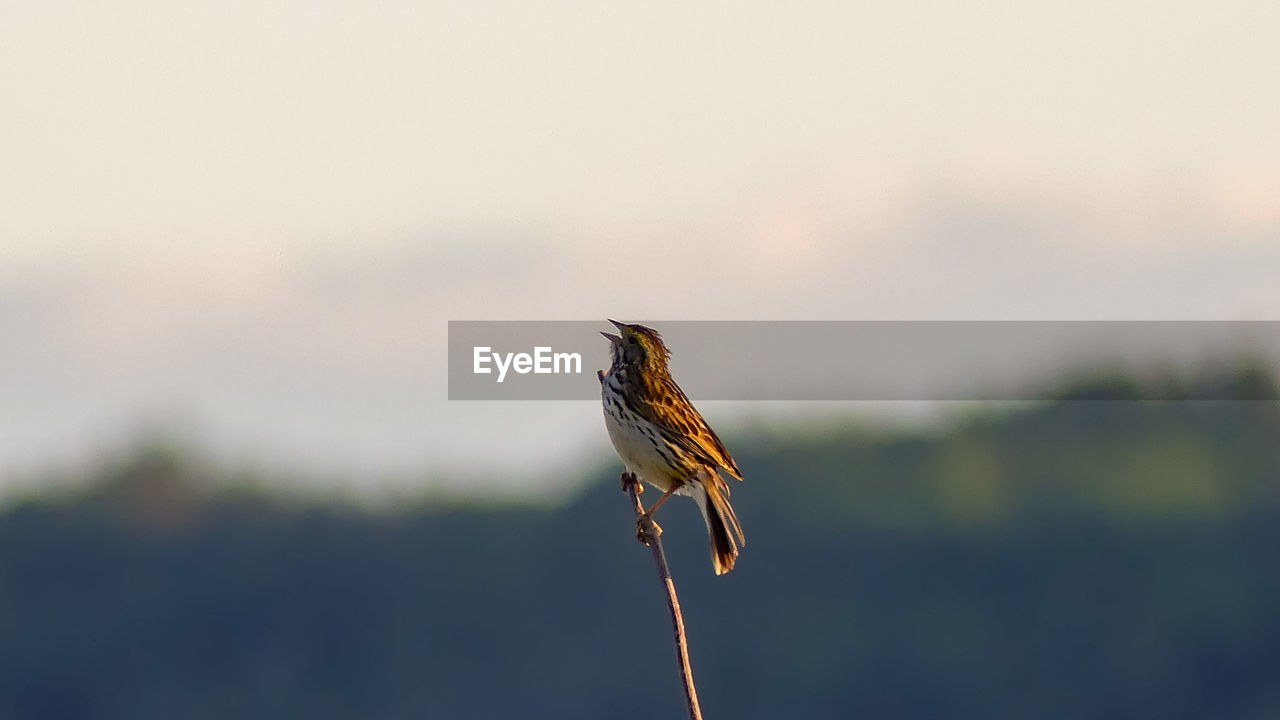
[599,320,746,574]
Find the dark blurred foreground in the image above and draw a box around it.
[2,373,1278,719]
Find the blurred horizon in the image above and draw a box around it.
[8,360,1276,511]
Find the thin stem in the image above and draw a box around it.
[622,471,704,720]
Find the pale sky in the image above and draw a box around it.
[2,1,1278,498]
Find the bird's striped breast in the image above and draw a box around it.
[601,374,696,493]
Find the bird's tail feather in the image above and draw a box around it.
[694,472,745,575]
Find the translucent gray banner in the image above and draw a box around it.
[447,321,1280,401]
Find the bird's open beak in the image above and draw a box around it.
[603,319,626,343]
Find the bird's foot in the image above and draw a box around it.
[620,472,642,494]
[635,512,662,545]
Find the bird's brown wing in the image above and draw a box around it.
[634,376,744,480]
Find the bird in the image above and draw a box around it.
[599,319,746,575]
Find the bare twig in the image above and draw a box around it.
[621,471,704,720]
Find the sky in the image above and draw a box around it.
[2,1,1278,498]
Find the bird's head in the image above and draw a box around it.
[601,319,670,372]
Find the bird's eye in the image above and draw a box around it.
[627,336,636,345]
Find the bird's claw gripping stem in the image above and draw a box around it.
[636,513,662,545]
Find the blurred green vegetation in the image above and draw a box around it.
[1,370,1278,719]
